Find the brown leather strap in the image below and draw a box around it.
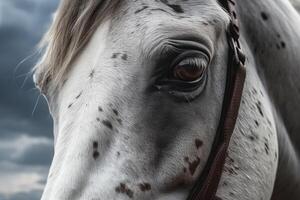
[186,0,246,199]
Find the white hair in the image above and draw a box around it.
[34,0,120,91]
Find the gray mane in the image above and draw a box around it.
[34,0,120,90]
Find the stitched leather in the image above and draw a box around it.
[186,0,246,199]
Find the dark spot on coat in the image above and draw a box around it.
[121,54,128,60]
[256,101,264,117]
[264,142,270,154]
[280,41,286,48]
[276,43,281,49]
[276,33,281,38]
[227,156,234,164]
[189,158,201,175]
[184,156,189,162]
[213,19,218,24]
[117,118,122,125]
[222,181,228,186]
[75,92,82,99]
[98,106,103,112]
[112,53,121,58]
[135,6,149,14]
[96,117,100,122]
[261,12,268,20]
[254,120,259,127]
[68,103,73,108]
[195,139,203,149]
[89,69,95,78]
[102,120,113,130]
[93,151,100,160]
[113,109,119,116]
[184,157,201,175]
[248,135,256,141]
[115,183,134,198]
[93,141,98,149]
[138,183,151,192]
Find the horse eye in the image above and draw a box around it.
[173,58,207,82]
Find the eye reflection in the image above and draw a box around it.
[173,58,207,82]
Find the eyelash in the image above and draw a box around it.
[153,49,210,99]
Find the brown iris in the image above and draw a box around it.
[173,58,207,81]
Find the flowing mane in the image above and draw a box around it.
[34,0,120,91]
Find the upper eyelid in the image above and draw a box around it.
[170,39,210,53]
[168,34,213,54]
[154,43,209,68]
[144,31,214,60]
[158,37,213,63]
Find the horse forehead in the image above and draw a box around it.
[122,0,219,16]
[128,0,216,6]
[106,0,227,59]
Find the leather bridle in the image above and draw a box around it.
[187,0,246,199]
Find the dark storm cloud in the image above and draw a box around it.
[0,0,59,139]
[0,0,59,199]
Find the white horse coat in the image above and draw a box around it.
[34,0,300,199]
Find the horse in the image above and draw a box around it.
[33,0,300,199]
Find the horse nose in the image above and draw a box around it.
[41,108,124,199]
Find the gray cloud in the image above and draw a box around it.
[0,0,58,199]
[15,140,54,166]
[0,0,58,139]
[1,190,43,200]
[0,134,54,166]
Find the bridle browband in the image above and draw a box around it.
[187,0,246,199]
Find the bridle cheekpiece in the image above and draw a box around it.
[187,0,246,199]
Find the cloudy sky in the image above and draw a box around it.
[0,0,59,199]
[0,1,299,200]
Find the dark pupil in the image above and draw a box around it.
[174,63,205,81]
